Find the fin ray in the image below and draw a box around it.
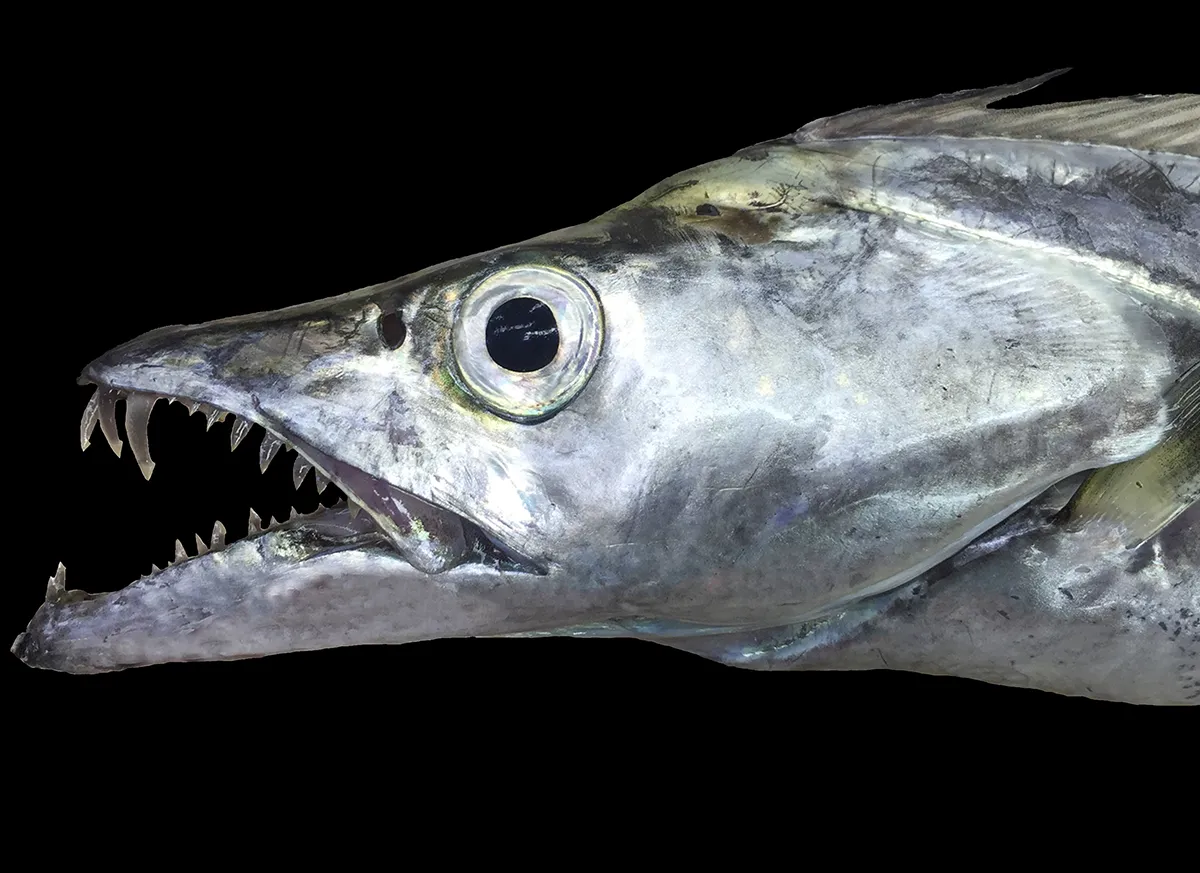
[795,71,1200,157]
[1060,362,1200,546]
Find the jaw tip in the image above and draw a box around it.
[9,628,51,669]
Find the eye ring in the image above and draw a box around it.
[451,265,604,422]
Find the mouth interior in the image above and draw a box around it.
[74,381,540,590]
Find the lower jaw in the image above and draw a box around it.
[13,504,560,674]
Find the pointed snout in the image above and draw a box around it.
[79,291,393,411]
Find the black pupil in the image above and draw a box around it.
[486,297,559,372]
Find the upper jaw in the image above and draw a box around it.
[77,315,545,579]
[76,373,543,577]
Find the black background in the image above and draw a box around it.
[9,23,1193,767]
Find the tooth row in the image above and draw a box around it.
[78,386,355,572]
[247,502,343,535]
[141,520,230,577]
[80,387,312,481]
[287,452,333,494]
[61,496,362,585]
[80,388,161,475]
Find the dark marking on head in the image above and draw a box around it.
[695,203,721,217]
[734,147,770,162]
[700,208,783,245]
[595,206,693,253]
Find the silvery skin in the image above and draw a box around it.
[14,72,1198,704]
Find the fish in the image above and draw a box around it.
[13,71,1199,704]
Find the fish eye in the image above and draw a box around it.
[451,265,603,422]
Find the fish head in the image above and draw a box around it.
[28,155,843,670]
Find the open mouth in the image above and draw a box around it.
[72,380,543,588]
[13,375,554,673]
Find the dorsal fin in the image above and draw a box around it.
[794,70,1200,157]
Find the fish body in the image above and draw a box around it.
[665,483,1199,705]
[14,72,1199,703]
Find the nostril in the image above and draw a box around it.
[378,311,407,349]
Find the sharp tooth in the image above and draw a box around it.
[259,435,283,472]
[217,411,229,423]
[230,417,252,451]
[97,389,124,458]
[125,393,160,480]
[195,533,209,556]
[293,455,313,489]
[185,400,200,415]
[289,507,299,520]
[248,508,263,533]
[348,501,361,519]
[197,403,220,430]
[314,469,331,494]
[212,520,226,549]
[80,389,101,451]
[150,563,161,574]
[174,539,188,563]
[45,562,67,602]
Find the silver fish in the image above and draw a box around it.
[13,72,1199,704]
